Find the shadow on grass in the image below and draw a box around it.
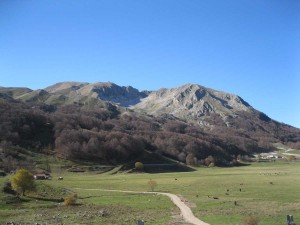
[27,196,64,202]
[78,195,100,199]
[3,195,29,204]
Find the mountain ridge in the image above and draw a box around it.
[1,81,300,170]
[0,81,294,128]
[132,83,253,126]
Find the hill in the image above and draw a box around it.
[0,82,299,172]
[134,83,251,120]
[45,81,148,107]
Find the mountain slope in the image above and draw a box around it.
[133,83,252,125]
[44,82,148,107]
[0,87,32,98]
[1,81,299,170]
[44,81,89,94]
[133,83,300,149]
[75,82,148,106]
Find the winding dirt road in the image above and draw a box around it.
[74,188,210,225]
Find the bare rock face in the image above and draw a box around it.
[78,82,148,107]
[133,83,253,126]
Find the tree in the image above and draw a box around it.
[11,169,35,196]
[204,155,215,166]
[135,162,144,171]
[64,193,78,206]
[148,179,157,191]
[186,153,197,166]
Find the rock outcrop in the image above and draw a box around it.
[133,83,253,126]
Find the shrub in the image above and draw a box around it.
[64,193,78,206]
[186,153,197,166]
[242,215,260,225]
[135,162,144,171]
[11,169,35,196]
[148,179,157,191]
[204,155,215,166]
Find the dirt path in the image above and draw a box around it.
[74,188,210,225]
[157,192,210,225]
[282,148,300,157]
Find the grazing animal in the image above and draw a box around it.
[234,201,237,206]
[213,197,219,200]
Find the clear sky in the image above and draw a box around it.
[0,0,299,128]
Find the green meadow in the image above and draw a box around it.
[1,161,300,225]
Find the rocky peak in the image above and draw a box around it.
[133,83,253,125]
[79,82,148,107]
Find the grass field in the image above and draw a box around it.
[1,161,300,225]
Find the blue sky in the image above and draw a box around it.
[0,0,299,128]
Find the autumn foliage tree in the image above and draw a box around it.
[64,193,78,206]
[11,169,35,196]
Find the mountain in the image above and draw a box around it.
[133,83,300,149]
[0,87,32,98]
[44,81,89,93]
[0,82,299,171]
[133,83,252,125]
[1,81,299,136]
[2,82,148,108]
[0,82,260,125]
[44,82,148,106]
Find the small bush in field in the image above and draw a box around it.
[11,169,35,196]
[64,193,78,206]
[135,162,144,171]
[148,179,157,191]
[242,215,260,225]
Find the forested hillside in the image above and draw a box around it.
[1,83,300,172]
